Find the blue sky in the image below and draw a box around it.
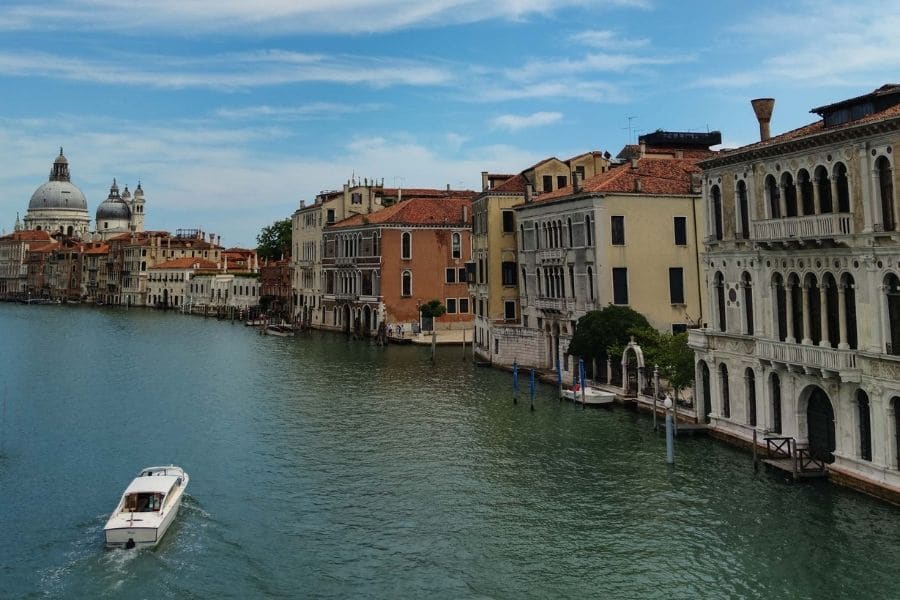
[1,0,898,247]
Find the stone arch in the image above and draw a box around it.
[620,338,645,397]
[840,272,858,349]
[769,371,783,434]
[797,168,814,215]
[815,165,833,213]
[765,174,780,218]
[876,155,895,231]
[781,171,798,217]
[710,184,723,240]
[719,363,731,418]
[745,367,757,426]
[884,272,900,355]
[856,388,872,461]
[833,161,850,214]
[736,179,750,239]
[698,359,712,423]
[772,272,787,341]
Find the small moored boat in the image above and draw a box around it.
[562,385,615,406]
[104,465,189,549]
[265,324,294,337]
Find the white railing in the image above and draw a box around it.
[751,213,853,241]
[756,339,857,371]
[533,297,574,312]
[687,328,708,350]
[536,249,566,263]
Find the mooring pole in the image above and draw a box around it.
[664,394,674,465]
[431,329,437,364]
[461,329,466,362]
[753,429,759,472]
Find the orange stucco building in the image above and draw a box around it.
[321,195,475,335]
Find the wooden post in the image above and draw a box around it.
[431,329,437,364]
[461,329,466,362]
[752,429,758,472]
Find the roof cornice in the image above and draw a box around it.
[700,115,900,170]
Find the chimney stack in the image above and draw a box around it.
[525,184,534,204]
[751,97,775,141]
[631,158,639,169]
[481,171,489,192]
[572,171,582,193]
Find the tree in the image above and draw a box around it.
[567,304,651,363]
[632,327,694,396]
[256,219,292,261]
[419,299,446,318]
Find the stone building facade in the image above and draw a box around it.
[689,85,900,500]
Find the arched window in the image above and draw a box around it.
[401,231,411,260]
[401,270,412,297]
[782,172,798,217]
[741,271,753,335]
[520,224,525,251]
[587,266,594,301]
[714,271,726,332]
[711,185,723,240]
[857,390,872,461]
[568,265,575,298]
[452,232,461,259]
[771,373,782,433]
[737,180,750,239]
[141,261,146,271]
[536,268,543,296]
[534,223,540,250]
[521,267,527,294]
[805,273,821,345]
[815,165,833,213]
[373,233,379,256]
[885,273,900,355]
[765,175,780,218]
[745,368,757,427]
[567,218,573,247]
[835,162,850,213]
[797,169,814,215]
[789,273,803,342]
[876,156,895,231]
[584,215,593,246]
[719,363,730,418]
[773,273,787,341]
[823,273,839,349]
[842,273,858,349]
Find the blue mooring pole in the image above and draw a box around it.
[512,361,519,404]
[665,394,674,464]
[529,368,536,412]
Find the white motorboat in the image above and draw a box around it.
[265,324,294,337]
[104,465,189,549]
[562,385,615,406]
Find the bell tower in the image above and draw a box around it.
[131,181,146,232]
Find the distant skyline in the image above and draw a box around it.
[1,0,898,247]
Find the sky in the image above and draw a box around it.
[1,0,898,248]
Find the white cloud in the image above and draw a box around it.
[693,1,900,90]
[490,111,562,131]
[0,0,651,34]
[0,49,451,90]
[569,30,649,50]
[215,103,384,120]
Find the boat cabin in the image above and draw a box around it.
[123,492,165,512]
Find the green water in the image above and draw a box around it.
[0,304,897,599]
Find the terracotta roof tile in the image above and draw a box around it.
[490,174,528,193]
[149,257,219,270]
[331,197,473,228]
[0,230,53,242]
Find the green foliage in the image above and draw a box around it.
[419,299,446,318]
[632,327,694,393]
[567,304,651,362]
[256,219,292,261]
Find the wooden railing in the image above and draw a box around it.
[765,436,793,459]
[797,448,827,473]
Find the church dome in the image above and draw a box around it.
[96,178,131,221]
[28,148,88,211]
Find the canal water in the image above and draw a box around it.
[0,304,898,599]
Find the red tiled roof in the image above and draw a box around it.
[490,174,528,193]
[0,230,53,242]
[710,100,900,161]
[28,242,59,253]
[535,155,703,203]
[331,197,473,228]
[149,257,219,270]
[380,188,476,199]
[83,244,109,255]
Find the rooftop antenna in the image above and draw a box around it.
[622,115,639,144]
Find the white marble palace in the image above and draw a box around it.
[690,85,900,500]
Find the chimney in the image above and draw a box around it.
[634,179,642,193]
[572,171,582,193]
[631,158,639,169]
[675,150,683,159]
[751,97,775,141]
[446,183,451,191]
[481,171,489,191]
[463,205,468,224]
[525,184,534,204]
[639,141,646,157]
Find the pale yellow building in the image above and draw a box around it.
[470,153,610,360]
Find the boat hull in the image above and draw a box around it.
[104,466,188,549]
[105,496,182,548]
[562,388,615,405]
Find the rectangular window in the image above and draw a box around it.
[504,300,516,320]
[478,259,485,284]
[674,216,687,245]
[542,175,553,192]
[611,216,625,245]
[326,209,335,224]
[502,210,515,233]
[669,267,685,304]
[446,298,457,313]
[465,262,475,283]
[458,267,467,282]
[458,297,469,313]
[523,315,529,327]
[612,268,628,305]
[557,175,567,189]
[445,268,456,284]
[671,323,688,334]
[501,261,517,286]
[351,192,362,204]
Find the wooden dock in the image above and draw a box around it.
[762,457,828,479]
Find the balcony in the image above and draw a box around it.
[756,339,858,375]
[532,296,574,313]
[536,249,566,264]
[751,213,853,245]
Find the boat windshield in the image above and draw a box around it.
[123,492,164,512]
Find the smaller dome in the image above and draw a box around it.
[96,178,131,221]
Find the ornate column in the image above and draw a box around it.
[819,283,830,347]
[785,281,796,343]
[801,283,813,345]
[837,283,849,349]
[779,182,788,217]
[812,175,822,214]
